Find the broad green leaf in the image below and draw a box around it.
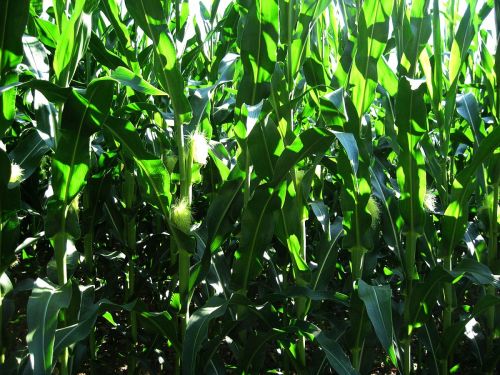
[101,0,136,65]
[350,0,393,119]
[457,93,485,147]
[0,0,29,135]
[9,129,50,183]
[377,57,398,96]
[358,280,396,365]
[103,117,171,214]
[370,162,403,261]
[275,183,309,282]
[51,80,114,205]
[453,258,500,287]
[236,0,279,106]
[401,0,432,75]
[53,285,98,359]
[0,79,70,103]
[26,278,72,375]
[125,0,191,122]
[231,185,280,291]
[0,0,29,73]
[248,116,284,180]
[448,1,478,85]
[0,150,20,273]
[89,32,127,70]
[271,127,335,186]
[138,310,180,354]
[110,67,168,96]
[53,0,91,86]
[287,0,332,82]
[239,329,286,372]
[304,324,357,375]
[206,171,245,252]
[182,296,229,375]
[409,267,454,327]
[395,77,427,234]
[441,125,500,256]
[311,218,344,291]
[437,295,500,359]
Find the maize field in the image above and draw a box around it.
[0,0,499,374]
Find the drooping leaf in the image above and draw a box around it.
[231,185,280,291]
[358,280,396,365]
[182,296,229,375]
[26,279,72,375]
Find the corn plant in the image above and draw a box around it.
[0,0,499,374]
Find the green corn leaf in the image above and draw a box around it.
[302,323,357,375]
[51,80,114,205]
[441,125,500,257]
[377,57,398,96]
[182,296,229,375]
[89,32,127,70]
[311,218,344,291]
[457,93,486,147]
[453,258,500,287]
[0,79,70,103]
[53,285,98,359]
[26,278,72,375]
[231,184,280,291]
[350,0,393,119]
[125,0,191,122]
[0,150,20,273]
[409,267,454,327]
[247,116,284,180]
[236,0,279,106]
[239,329,286,373]
[275,183,310,282]
[358,280,396,366]
[395,77,427,234]
[138,310,181,354]
[400,0,432,75]
[448,0,478,85]
[101,0,136,65]
[103,116,171,214]
[0,0,29,73]
[206,170,245,252]
[0,0,29,135]
[286,0,332,81]
[370,162,403,261]
[271,127,335,186]
[8,128,51,183]
[53,0,91,86]
[437,295,500,360]
[109,66,168,96]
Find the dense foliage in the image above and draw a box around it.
[0,0,499,374]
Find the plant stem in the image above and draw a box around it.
[175,115,192,372]
[244,144,251,208]
[403,231,418,375]
[350,246,366,282]
[486,181,498,360]
[124,170,137,374]
[441,255,453,375]
[83,191,96,368]
[54,232,69,375]
[296,217,307,367]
